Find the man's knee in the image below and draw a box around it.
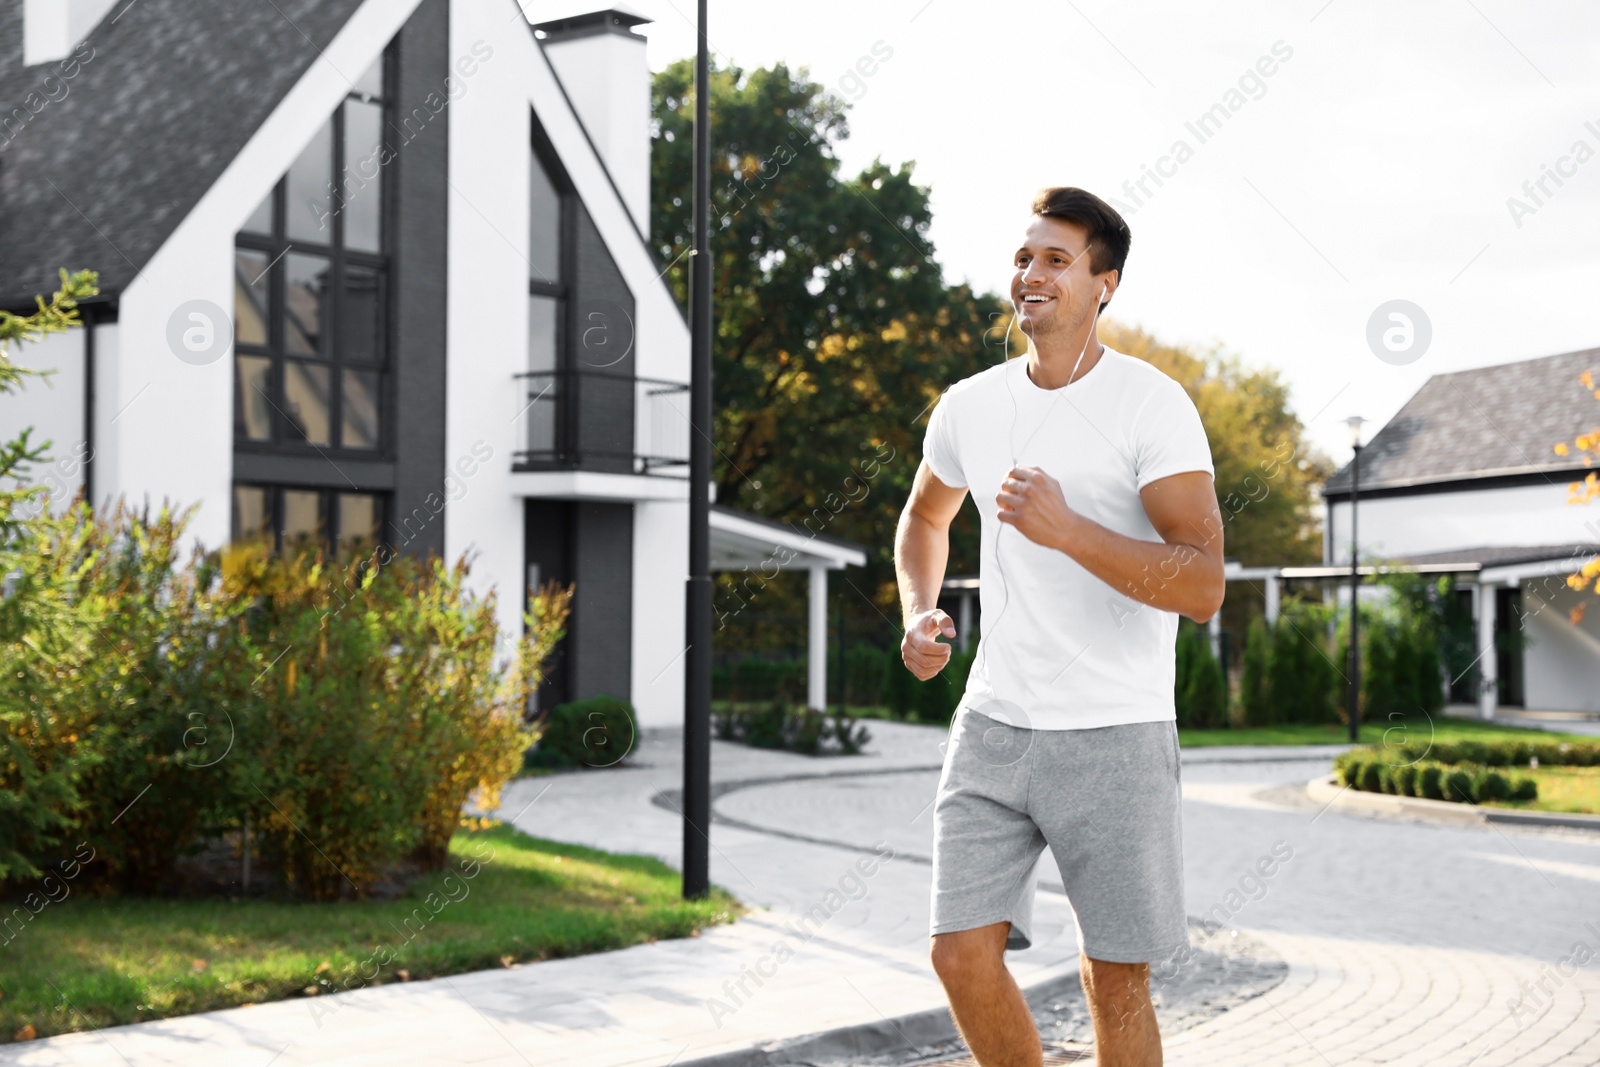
[1081,956,1150,1011]
[930,923,1009,986]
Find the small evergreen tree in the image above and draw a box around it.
[1239,616,1272,726]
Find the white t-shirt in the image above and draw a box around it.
[922,347,1215,731]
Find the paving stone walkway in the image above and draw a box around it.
[6,722,1599,1065]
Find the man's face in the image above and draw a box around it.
[1010,215,1110,340]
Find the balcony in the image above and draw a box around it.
[513,369,690,475]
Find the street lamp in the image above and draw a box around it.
[682,0,713,900]
[1345,415,1365,744]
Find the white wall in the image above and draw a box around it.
[1519,579,1600,713]
[0,328,85,515]
[447,0,689,727]
[540,30,651,234]
[105,0,420,551]
[1326,483,1600,563]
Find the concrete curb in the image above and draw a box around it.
[674,969,1083,1067]
[1305,775,1600,831]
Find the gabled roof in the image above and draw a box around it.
[0,0,368,308]
[1325,348,1600,496]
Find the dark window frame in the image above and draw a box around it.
[234,44,397,458]
[528,112,580,459]
[231,482,389,558]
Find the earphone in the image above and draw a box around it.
[963,278,1107,712]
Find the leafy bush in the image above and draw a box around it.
[1359,762,1383,794]
[1511,777,1538,802]
[884,645,973,725]
[843,644,888,707]
[712,658,805,703]
[1418,763,1444,800]
[1474,769,1510,803]
[1394,764,1418,798]
[1444,769,1476,803]
[1,504,568,899]
[526,695,637,770]
[1338,754,1364,788]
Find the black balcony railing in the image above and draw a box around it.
[513,369,690,474]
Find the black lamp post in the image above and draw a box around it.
[681,0,713,900]
[1345,415,1365,745]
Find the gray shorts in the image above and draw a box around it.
[930,705,1187,963]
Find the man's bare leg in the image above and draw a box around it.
[930,923,1042,1067]
[1080,955,1162,1066]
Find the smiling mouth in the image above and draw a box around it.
[1019,293,1054,306]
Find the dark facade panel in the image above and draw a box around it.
[388,0,450,558]
[572,500,634,702]
[571,202,635,472]
[525,499,574,709]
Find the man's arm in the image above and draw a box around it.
[995,467,1224,622]
[895,460,969,680]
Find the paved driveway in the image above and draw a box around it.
[7,721,1597,1066]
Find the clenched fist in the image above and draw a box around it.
[901,608,957,681]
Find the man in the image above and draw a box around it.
[894,187,1223,1067]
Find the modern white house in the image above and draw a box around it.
[1317,348,1600,718]
[0,0,859,726]
[1219,349,1600,718]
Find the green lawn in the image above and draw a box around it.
[0,824,738,1043]
[1178,716,1599,748]
[1485,765,1600,815]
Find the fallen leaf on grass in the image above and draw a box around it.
[302,986,320,997]
[314,961,331,975]
[13,1025,37,1041]
[500,955,514,969]
[396,970,411,982]
[191,959,207,974]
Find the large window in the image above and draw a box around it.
[524,135,571,457]
[235,51,390,454]
[232,484,384,557]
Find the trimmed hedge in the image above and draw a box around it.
[1334,749,1539,806]
[1381,738,1600,768]
[712,701,871,755]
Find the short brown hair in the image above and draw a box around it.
[1030,187,1132,288]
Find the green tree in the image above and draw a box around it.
[1175,620,1226,729]
[1239,616,1272,726]
[1268,601,1340,724]
[0,269,99,540]
[0,269,99,883]
[651,59,1000,644]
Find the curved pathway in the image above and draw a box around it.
[6,723,1598,1066]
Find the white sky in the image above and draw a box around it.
[535,0,1600,465]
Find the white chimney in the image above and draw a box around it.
[532,6,653,235]
[24,0,119,67]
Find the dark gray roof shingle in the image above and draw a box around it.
[0,0,367,308]
[1398,543,1598,569]
[1326,348,1600,495]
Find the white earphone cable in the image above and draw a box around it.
[966,285,1105,714]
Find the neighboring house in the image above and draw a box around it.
[0,0,858,726]
[940,349,1600,718]
[1316,348,1600,717]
